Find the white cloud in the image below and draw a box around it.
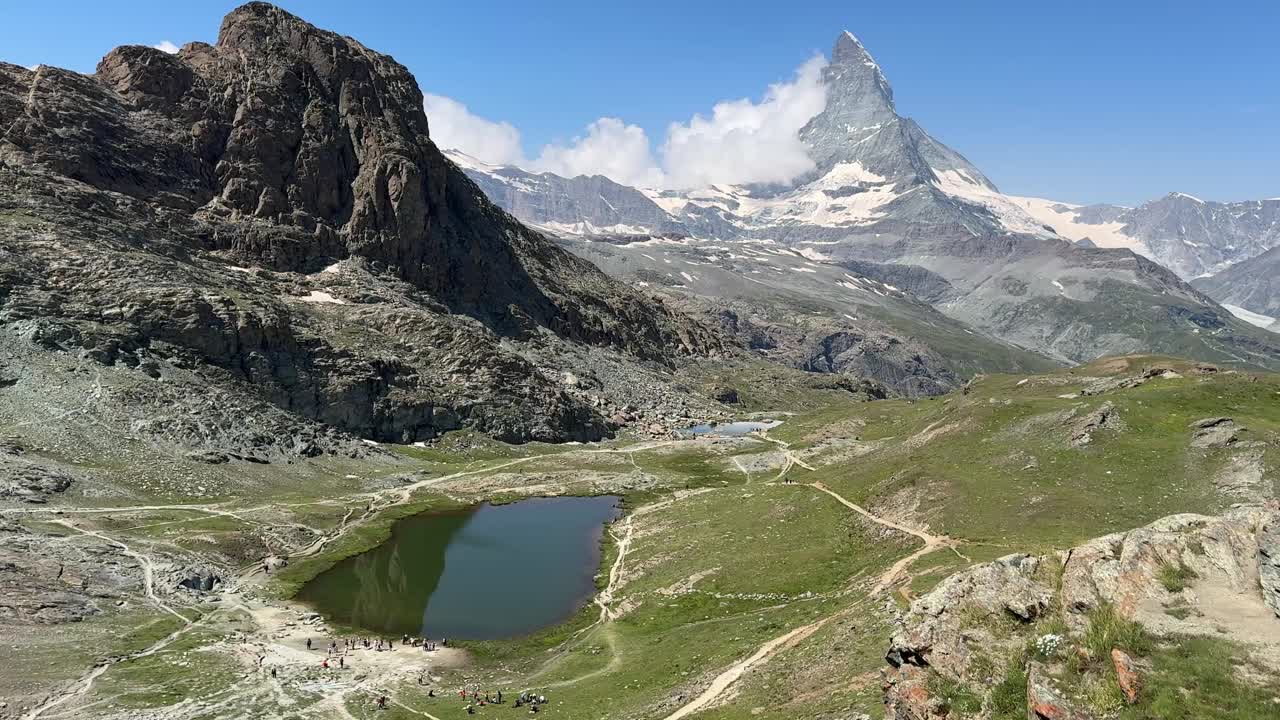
[661,54,827,189]
[424,96,662,186]
[152,41,180,54]
[532,118,664,188]
[423,93,526,166]
[423,53,828,190]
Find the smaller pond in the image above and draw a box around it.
[296,495,621,640]
[678,419,782,437]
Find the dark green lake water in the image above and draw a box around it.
[296,495,621,640]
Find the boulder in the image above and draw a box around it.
[882,666,943,719]
[711,386,740,405]
[1189,417,1243,449]
[177,570,222,592]
[1110,648,1141,705]
[1027,662,1093,719]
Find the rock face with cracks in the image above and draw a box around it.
[884,506,1280,713]
[0,3,723,447]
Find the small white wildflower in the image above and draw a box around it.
[1035,633,1064,656]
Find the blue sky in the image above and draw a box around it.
[3,0,1277,204]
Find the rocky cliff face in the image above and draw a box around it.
[0,3,724,447]
[883,506,1280,718]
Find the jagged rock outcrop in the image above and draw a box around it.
[1069,401,1120,447]
[886,554,1053,678]
[0,3,724,446]
[1027,662,1093,720]
[1189,417,1244,449]
[884,506,1280,711]
[0,443,75,503]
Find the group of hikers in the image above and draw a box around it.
[290,633,550,713]
[458,687,550,714]
[299,633,450,672]
[373,684,551,714]
[306,634,448,653]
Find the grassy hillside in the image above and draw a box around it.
[5,355,1277,719]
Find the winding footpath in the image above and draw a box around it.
[808,481,957,595]
[662,618,830,720]
[660,469,959,719]
[24,522,220,720]
[754,432,815,481]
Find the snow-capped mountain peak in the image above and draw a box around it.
[443,30,1280,364]
[833,30,883,71]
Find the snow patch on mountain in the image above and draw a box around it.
[1007,196,1150,255]
[1221,304,1276,329]
[537,221,656,237]
[930,169,1054,237]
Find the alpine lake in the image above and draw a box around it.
[296,495,622,640]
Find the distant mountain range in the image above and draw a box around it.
[979,193,1280,279]
[1192,245,1280,332]
[448,32,1280,365]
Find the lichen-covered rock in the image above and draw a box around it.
[1057,510,1270,622]
[1213,451,1267,501]
[1027,661,1094,720]
[887,554,1051,679]
[1110,648,1141,705]
[882,506,1280,713]
[881,666,944,720]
